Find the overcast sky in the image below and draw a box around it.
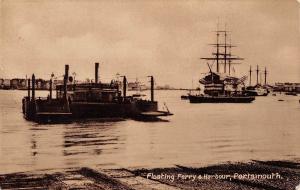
[1,0,299,87]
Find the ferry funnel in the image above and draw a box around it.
[95,62,99,84]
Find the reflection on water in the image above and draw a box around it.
[0,90,300,174]
[63,123,122,156]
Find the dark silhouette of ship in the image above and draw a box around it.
[189,28,255,103]
[245,65,269,96]
[22,63,172,123]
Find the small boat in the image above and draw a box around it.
[181,92,190,100]
[181,95,189,100]
[285,92,297,96]
[278,99,284,101]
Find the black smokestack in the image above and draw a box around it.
[49,79,52,100]
[123,76,127,98]
[31,74,35,101]
[64,65,69,100]
[150,76,154,102]
[27,79,30,99]
[95,62,99,84]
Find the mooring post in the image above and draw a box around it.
[64,65,69,100]
[150,76,154,102]
[32,74,35,101]
[95,62,99,84]
[27,79,30,99]
[49,79,52,100]
[123,76,127,99]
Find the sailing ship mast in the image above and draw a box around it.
[201,27,243,75]
[249,65,252,86]
[224,26,227,73]
[228,35,231,75]
[217,31,220,72]
[189,25,256,103]
[256,65,259,85]
[264,67,267,85]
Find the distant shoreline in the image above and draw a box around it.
[0,88,196,91]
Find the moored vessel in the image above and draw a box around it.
[245,65,269,96]
[189,27,255,103]
[22,63,172,123]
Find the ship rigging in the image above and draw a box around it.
[188,27,255,103]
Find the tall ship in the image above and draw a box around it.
[189,28,255,103]
[22,63,172,123]
[245,65,269,96]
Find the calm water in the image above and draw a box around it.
[0,90,299,174]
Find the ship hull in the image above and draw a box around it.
[245,90,268,96]
[245,86,269,96]
[189,95,255,103]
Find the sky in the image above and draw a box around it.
[0,0,299,88]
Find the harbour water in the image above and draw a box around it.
[0,90,299,174]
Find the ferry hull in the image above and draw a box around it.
[70,102,132,118]
[189,95,255,103]
[22,97,168,123]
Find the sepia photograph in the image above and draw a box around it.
[0,0,300,189]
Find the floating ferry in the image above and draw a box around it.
[22,63,172,123]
